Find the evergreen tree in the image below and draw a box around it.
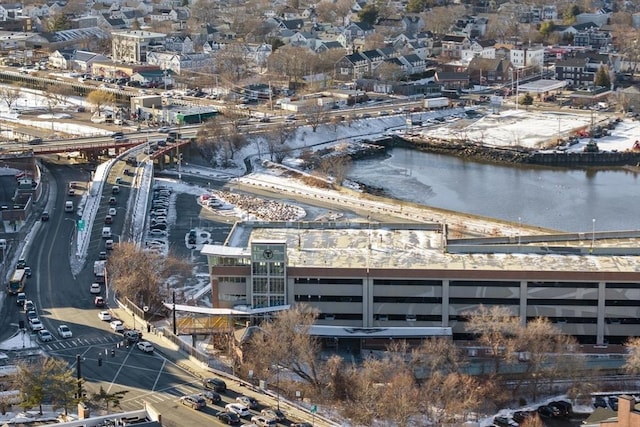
[357,4,379,25]
[595,65,611,88]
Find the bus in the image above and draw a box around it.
[8,269,26,295]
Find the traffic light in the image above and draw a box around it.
[111,348,115,357]
[98,356,102,367]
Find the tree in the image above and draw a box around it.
[316,155,351,187]
[0,86,21,111]
[562,5,580,25]
[624,337,640,375]
[376,61,404,81]
[520,92,534,107]
[244,304,325,393]
[107,242,191,314]
[538,21,555,39]
[19,358,77,415]
[216,43,249,83]
[45,13,70,31]
[406,0,429,13]
[86,90,116,117]
[420,5,467,35]
[305,103,329,132]
[264,123,295,162]
[465,305,522,375]
[357,4,379,25]
[89,386,129,412]
[595,65,611,88]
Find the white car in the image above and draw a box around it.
[225,403,250,418]
[136,341,154,353]
[110,320,124,332]
[29,318,44,331]
[148,229,167,237]
[90,283,101,294]
[57,324,72,338]
[108,207,117,216]
[38,329,53,342]
[98,311,111,321]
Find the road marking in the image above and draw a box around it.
[150,358,166,392]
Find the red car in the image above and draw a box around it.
[94,296,105,307]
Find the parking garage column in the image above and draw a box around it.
[519,280,528,327]
[441,279,449,327]
[597,281,606,346]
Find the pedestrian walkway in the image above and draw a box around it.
[41,334,124,353]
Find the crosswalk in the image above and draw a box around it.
[118,383,206,411]
[41,334,124,352]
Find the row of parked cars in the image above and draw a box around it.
[178,377,315,426]
[493,400,572,427]
[145,187,171,253]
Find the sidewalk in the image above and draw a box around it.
[110,304,340,427]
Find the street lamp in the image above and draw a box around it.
[591,218,596,251]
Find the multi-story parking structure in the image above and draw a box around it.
[202,221,640,350]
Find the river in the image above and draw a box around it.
[347,147,640,232]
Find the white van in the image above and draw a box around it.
[64,201,73,212]
[102,227,112,238]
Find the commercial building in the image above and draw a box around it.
[202,221,640,349]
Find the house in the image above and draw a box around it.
[111,30,167,63]
[401,15,424,35]
[467,57,514,85]
[149,8,178,22]
[573,28,612,49]
[510,44,544,69]
[461,39,496,62]
[398,53,426,75]
[434,71,469,90]
[49,49,109,71]
[554,56,591,87]
[147,51,213,75]
[0,3,22,21]
[453,16,487,39]
[343,21,375,41]
[335,51,369,80]
[315,40,346,54]
[289,31,316,49]
[441,34,470,59]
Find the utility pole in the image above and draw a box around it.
[172,290,177,335]
[76,354,82,399]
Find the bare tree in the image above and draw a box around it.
[316,155,351,186]
[465,305,522,375]
[264,122,295,161]
[43,84,73,131]
[107,242,191,313]
[244,304,325,394]
[305,103,329,132]
[0,87,21,111]
[216,43,249,83]
[624,337,640,375]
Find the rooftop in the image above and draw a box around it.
[203,222,640,274]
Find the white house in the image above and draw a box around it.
[510,44,544,69]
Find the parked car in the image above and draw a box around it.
[24,300,35,312]
[250,416,276,427]
[225,403,250,418]
[537,405,559,418]
[237,396,259,409]
[98,311,111,321]
[41,211,50,221]
[57,324,72,338]
[16,293,26,307]
[216,411,240,425]
[203,378,227,392]
[200,391,221,404]
[110,320,124,332]
[136,341,154,353]
[548,401,572,417]
[180,395,206,410]
[594,396,608,408]
[148,229,167,237]
[261,408,285,422]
